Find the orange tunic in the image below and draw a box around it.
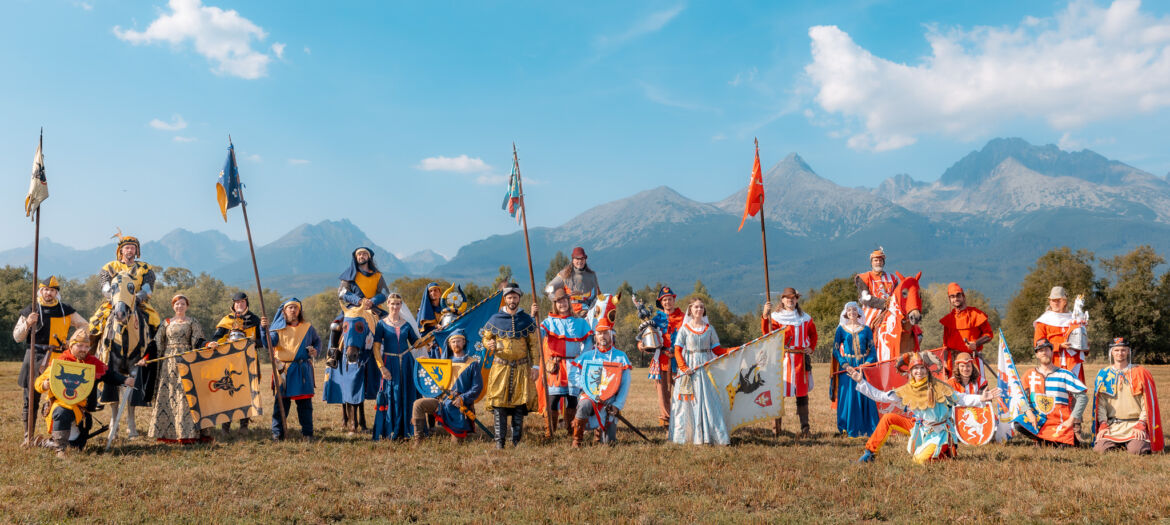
[940,307,992,352]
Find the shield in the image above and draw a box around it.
[954,405,995,446]
[415,358,453,398]
[178,339,262,429]
[1034,394,1056,415]
[582,361,623,402]
[49,360,96,407]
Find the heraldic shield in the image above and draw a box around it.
[415,358,453,398]
[582,361,623,402]
[1033,394,1056,415]
[49,360,96,407]
[177,339,262,429]
[954,405,995,446]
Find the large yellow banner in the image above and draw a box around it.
[178,339,262,429]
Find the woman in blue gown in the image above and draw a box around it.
[371,293,420,441]
[833,302,880,437]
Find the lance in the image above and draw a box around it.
[229,137,287,430]
[755,138,771,303]
[142,344,215,364]
[512,143,553,434]
[24,129,43,447]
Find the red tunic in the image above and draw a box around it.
[940,307,992,377]
[762,312,817,397]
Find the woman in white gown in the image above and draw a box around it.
[667,298,730,445]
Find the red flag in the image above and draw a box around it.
[737,141,764,231]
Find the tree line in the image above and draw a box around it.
[1,245,1166,363]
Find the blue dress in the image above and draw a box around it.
[833,325,879,437]
[371,320,420,440]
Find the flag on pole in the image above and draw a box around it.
[501,158,522,223]
[216,143,244,221]
[995,330,1042,439]
[737,139,764,231]
[699,331,786,431]
[24,133,47,220]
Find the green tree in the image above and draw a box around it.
[1004,248,1105,360]
[491,265,513,290]
[544,251,568,285]
[919,282,1001,350]
[802,277,856,362]
[1101,245,1166,362]
[0,266,33,358]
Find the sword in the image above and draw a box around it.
[612,409,651,443]
[105,366,139,451]
[436,389,495,439]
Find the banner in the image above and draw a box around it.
[178,339,262,429]
[697,331,785,432]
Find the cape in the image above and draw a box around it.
[1093,365,1164,452]
[1033,311,1072,327]
[894,378,956,412]
[484,309,537,338]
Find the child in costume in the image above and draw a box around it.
[35,331,135,457]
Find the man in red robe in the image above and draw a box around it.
[938,282,992,383]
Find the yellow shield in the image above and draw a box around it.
[1034,394,1056,415]
[49,360,96,407]
[178,339,262,429]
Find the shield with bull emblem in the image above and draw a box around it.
[415,358,452,398]
[582,361,623,402]
[954,405,995,446]
[49,360,96,407]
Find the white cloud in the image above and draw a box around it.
[416,154,492,173]
[595,4,685,50]
[303,46,311,55]
[114,0,273,80]
[76,1,93,11]
[172,136,197,143]
[805,0,1170,152]
[271,42,285,59]
[639,81,720,113]
[149,114,187,131]
[711,133,726,142]
[288,158,310,165]
[728,67,757,86]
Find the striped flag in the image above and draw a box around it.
[24,131,47,220]
[501,157,522,223]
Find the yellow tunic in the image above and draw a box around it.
[1096,370,1147,442]
[482,323,541,410]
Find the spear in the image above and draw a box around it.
[512,144,553,434]
[24,129,44,447]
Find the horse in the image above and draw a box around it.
[323,306,379,433]
[95,269,157,447]
[864,271,923,414]
[586,291,621,330]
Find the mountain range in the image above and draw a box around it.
[4,138,1168,312]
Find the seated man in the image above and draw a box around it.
[88,235,160,336]
[569,327,632,447]
[411,329,482,443]
[847,351,999,465]
[34,331,135,457]
[1093,337,1164,455]
[1016,338,1088,447]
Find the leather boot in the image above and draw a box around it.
[571,418,587,448]
[510,411,524,447]
[797,399,811,438]
[493,409,506,449]
[562,409,573,437]
[545,410,558,438]
[50,430,69,458]
[773,418,782,437]
[412,419,429,445]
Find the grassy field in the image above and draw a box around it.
[1,359,1168,523]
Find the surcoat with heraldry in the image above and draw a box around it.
[481,309,541,410]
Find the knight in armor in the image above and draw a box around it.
[939,283,992,384]
[411,329,483,444]
[635,286,683,428]
[569,327,632,447]
[1016,338,1088,447]
[481,283,541,449]
[338,247,388,317]
[544,246,601,317]
[13,276,88,445]
[208,292,269,433]
[1092,338,1163,455]
[269,298,319,441]
[35,330,135,457]
[848,351,1000,464]
[761,287,817,438]
[87,234,160,336]
[854,248,898,329]
[417,282,444,335]
[540,288,593,437]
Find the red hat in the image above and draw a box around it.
[947,283,963,296]
[571,246,587,259]
[895,350,942,375]
[869,248,886,260]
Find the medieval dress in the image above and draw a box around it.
[833,324,879,437]
[570,344,633,442]
[338,247,389,318]
[371,317,420,440]
[322,312,376,405]
[762,309,817,398]
[648,305,684,424]
[668,321,729,445]
[35,351,128,450]
[13,295,85,433]
[856,378,986,464]
[545,267,601,316]
[482,308,541,411]
[149,316,206,442]
[1092,365,1164,454]
[417,282,444,336]
[269,300,320,439]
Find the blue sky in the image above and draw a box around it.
[3,0,1169,258]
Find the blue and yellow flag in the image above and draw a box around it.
[216,144,243,221]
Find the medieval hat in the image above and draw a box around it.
[1048,286,1067,300]
[447,328,467,344]
[952,351,981,381]
[655,285,676,309]
[39,276,60,290]
[869,247,886,260]
[1034,338,1054,352]
[501,282,523,297]
[780,287,801,300]
[115,234,140,258]
[947,282,964,296]
[895,350,942,375]
[549,288,569,303]
[231,291,249,305]
[571,246,587,259]
[1108,337,1131,350]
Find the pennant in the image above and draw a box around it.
[216,144,244,221]
[694,330,785,431]
[24,133,47,220]
[501,159,522,223]
[737,140,764,231]
[995,330,1043,438]
[178,339,262,429]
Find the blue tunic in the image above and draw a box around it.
[435,354,484,436]
[270,325,320,399]
[570,347,632,430]
[371,320,420,440]
[833,325,880,437]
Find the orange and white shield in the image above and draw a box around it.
[954,405,995,446]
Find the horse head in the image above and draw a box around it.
[587,292,622,331]
[893,271,923,326]
[339,306,373,364]
[107,270,138,324]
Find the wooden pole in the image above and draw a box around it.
[513,143,553,434]
[24,129,43,446]
[756,138,771,303]
[230,139,287,430]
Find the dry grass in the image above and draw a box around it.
[2,360,1168,523]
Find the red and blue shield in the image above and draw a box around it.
[582,361,623,402]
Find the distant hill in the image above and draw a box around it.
[400,249,448,275]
